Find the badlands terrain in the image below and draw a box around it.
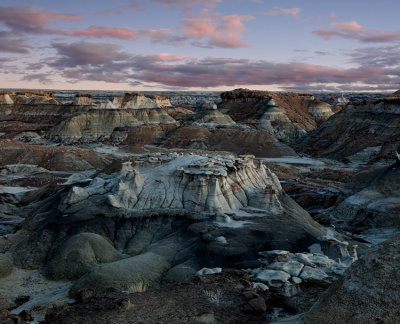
[0,89,399,323]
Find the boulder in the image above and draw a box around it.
[299,266,330,284]
[70,251,171,295]
[268,261,304,277]
[44,233,121,280]
[255,269,291,287]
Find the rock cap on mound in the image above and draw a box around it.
[75,94,93,106]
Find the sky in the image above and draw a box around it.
[0,0,399,92]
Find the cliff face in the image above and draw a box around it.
[219,89,334,144]
[297,98,400,162]
[0,99,179,144]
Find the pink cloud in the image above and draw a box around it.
[0,6,82,34]
[67,27,183,43]
[69,27,139,39]
[313,21,400,42]
[44,41,395,89]
[265,8,301,17]
[181,13,254,48]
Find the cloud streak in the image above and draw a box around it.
[314,21,400,43]
[0,5,251,49]
[29,41,398,90]
[0,6,82,35]
[265,8,301,17]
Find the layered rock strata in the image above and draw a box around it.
[307,101,334,123]
[298,97,400,162]
[219,89,335,144]
[193,99,235,127]
[60,154,284,217]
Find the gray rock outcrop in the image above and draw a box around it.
[298,234,400,324]
[251,236,358,297]
[333,163,400,238]
[61,154,284,217]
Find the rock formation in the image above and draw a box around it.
[98,100,118,109]
[298,97,400,163]
[219,89,334,144]
[257,107,306,142]
[250,238,357,297]
[62,154,284,216]
[151,95,173,108]
[119,93,159,109]
[164,125,298,157]
[27,95,60,105]
[195,99,218,111]
[333,161,400,235]
[48,108,177,143]
[331,95,349,106]
[193,99,235,127]
[74,94,93,106]
[0,139,108,171]
[307,101,334,123]
[5,153,337,296]
[0,93,14,105]
[297,234,400,324]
